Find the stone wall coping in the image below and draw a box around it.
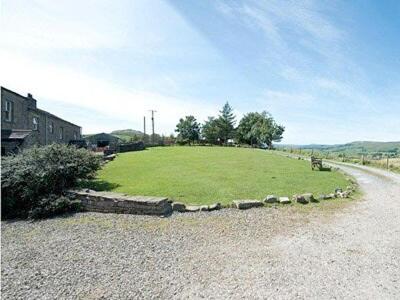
[69,189,168,203]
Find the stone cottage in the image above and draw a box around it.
[1,87,82,155]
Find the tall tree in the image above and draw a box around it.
[237,111,284,149]
[201,117,220,144]
[217,102,236,144]
[236,112,258,146]
[175,116,201,145]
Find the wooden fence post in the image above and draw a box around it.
[361,154,364,165]
[387,156,389,170]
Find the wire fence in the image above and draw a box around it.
[279,148,400,173]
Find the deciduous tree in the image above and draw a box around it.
[175,116,201,145]
[236,111,284,148]
[201,117,220,144]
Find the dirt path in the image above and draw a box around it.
[185,163,400,299]
[263,163,400,299]
[2,164,399,299]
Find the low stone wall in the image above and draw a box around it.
[67,190,172,216]
[117,141,145,153]
[68,181,357,216]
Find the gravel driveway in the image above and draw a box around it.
[2,164,400,299]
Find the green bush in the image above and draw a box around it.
[1,144,102,219]
[29,194,82,219]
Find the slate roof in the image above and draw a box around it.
[1,129,32,140]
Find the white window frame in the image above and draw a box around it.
[32,117,39,130]
[4,100,13,122]
[49,122,54,134]
[59,127,64,140]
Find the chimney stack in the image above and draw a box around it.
[26,93,37,109]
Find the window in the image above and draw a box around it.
[4,100,13,122]
[32,117,39,130]
[73,131,77,140]
[59,127,64,140]
[49,122,54,134]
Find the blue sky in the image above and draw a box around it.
[0,0,399,144]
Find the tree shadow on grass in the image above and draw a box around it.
[78,179,121,191]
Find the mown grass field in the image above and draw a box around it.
[95,146,349,205]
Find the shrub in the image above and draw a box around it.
[1,144,102,218]
[29,194,82,219]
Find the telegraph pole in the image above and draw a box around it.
[149,110,157,144]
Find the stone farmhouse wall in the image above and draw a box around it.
[1,87,81,153]
[1,88,37,130]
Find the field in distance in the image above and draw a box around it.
[95,146,349,205]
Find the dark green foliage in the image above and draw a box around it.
[175,115,201,145]
[178,103,284,148]
[217,102,236,144]
[236,111,284,148]
[202,117,221,144]
[201,102,237,145]
[1,144,102,218]
[29,195,82,219]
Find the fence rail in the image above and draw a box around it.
[279,148,400,173]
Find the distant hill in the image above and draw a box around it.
[278,141,400,155]
[84,129,163,143]
[110,129,144,142]
[111,129,143,136]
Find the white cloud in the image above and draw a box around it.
[0,50,218,135]
[0,0,226,135]
[0,0,128,50]
[216,0,343,61]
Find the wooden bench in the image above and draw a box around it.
[311,156,322,170]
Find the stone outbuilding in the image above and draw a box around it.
[84,133,122,148]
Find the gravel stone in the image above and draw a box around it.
[172,202,186,212]
[2,163,400,299]
[302,193,318,202]
[185,205,201,212]
[208,203,221,211]
[264,195,278,203]
[293,194,309,204]
[279,196,291,204]
[232,199,263,209]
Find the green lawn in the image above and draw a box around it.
[94,146,349,205]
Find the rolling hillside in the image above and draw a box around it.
[110,129,144,142]
[278,141,400,155]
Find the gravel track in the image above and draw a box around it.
[2,164,399,299]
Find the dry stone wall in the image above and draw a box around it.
[68,180,357,216]
[67,190,172,216]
